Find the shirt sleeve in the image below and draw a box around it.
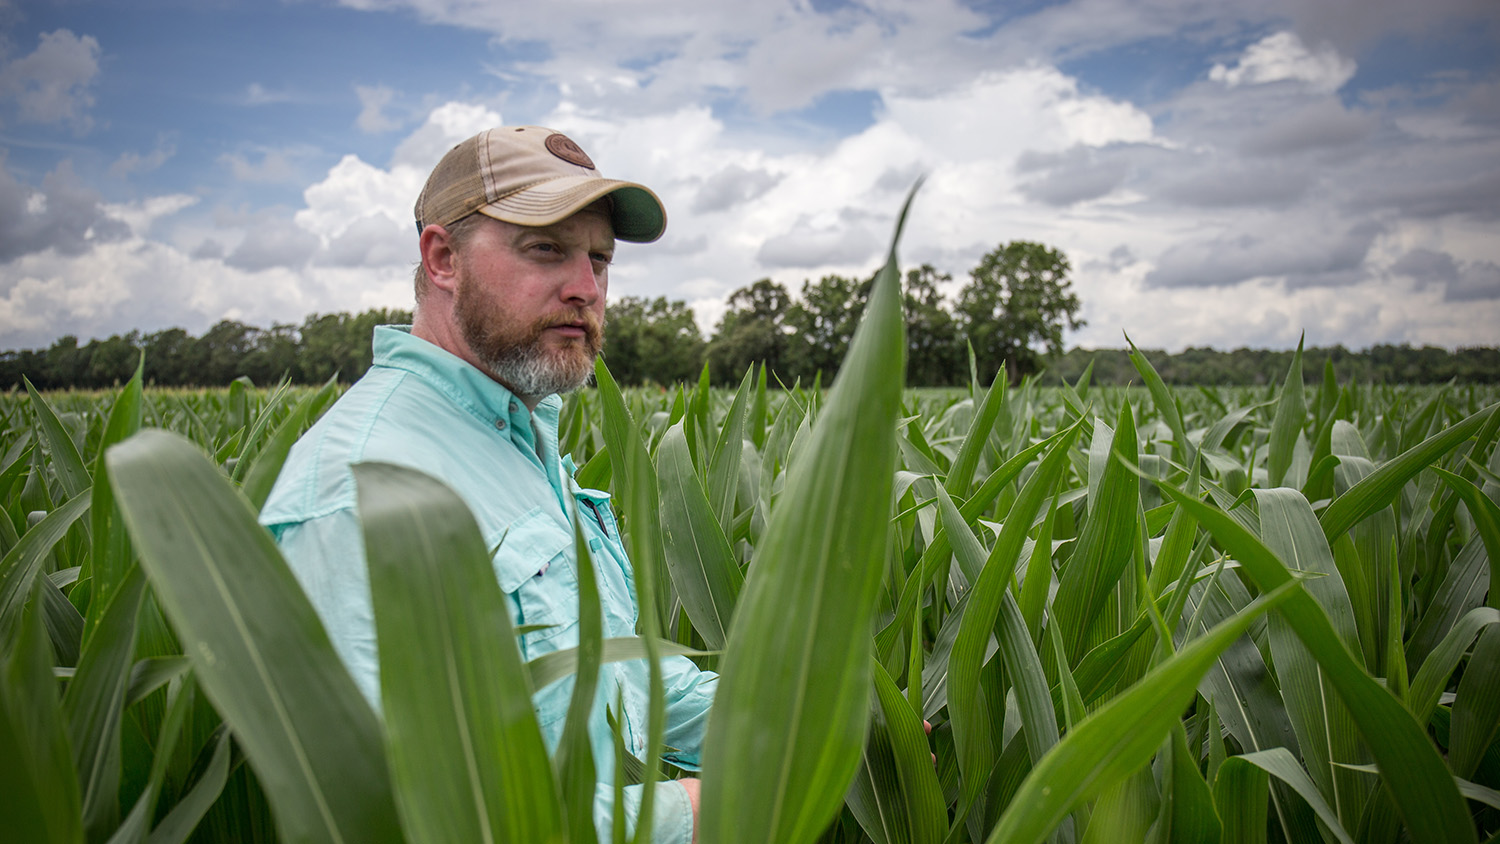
[661,656,718,770]
[595,780,694,844]
[269,508,382,711]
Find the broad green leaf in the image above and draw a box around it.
[656,422,743,649]
[1212,756,1269,844]
[108,671,197,844]
[0,576,84,844]
[144,726,231,844]
[707,368,754,532]
[86,357,142,645]
[987,578,1302,844]
[848,661,945,844]
[944,422,1077,814]
[1149,722,1220,844]
[240,377,339,510]
[557,507,602,844]
[1148,469,1477,844]
[593,360,669,842]
[1449,626,1500,780]
[700,186,911,844]
[945,368,1005,497]
[63,563,145,840]
[1406,534,1489,670]
[107,430,403,844]
[1055,400,1139,662]
[0,491,90,657]
[876,426,1073,659]
[1082,767,1158,844]
[124,656,191,708]
[1407,607,1500,727]
[1320,403,1496,542]
[1234,748,1355,844]
[1267,337,1305,489]
[1253,487,1367,829]
[1127,336,1188,467]
[25,376,92,503]
[355,460,564,844]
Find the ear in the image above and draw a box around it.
[419,224,461,294]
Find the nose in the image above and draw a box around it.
[560,254,603,305]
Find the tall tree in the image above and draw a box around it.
[903,264,963,386]
[603,296,706,386]
[955,241,1084,383]
[786,274,872,381]
[707,279,794,385]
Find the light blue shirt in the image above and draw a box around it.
[260,325,715,844]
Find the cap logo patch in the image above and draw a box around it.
[545,133,596,169]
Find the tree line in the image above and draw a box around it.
[4,239,1498,390]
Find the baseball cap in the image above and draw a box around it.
[413,126,667,243]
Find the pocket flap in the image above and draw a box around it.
[491,508,572,593]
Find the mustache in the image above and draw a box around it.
[533,310,604,345]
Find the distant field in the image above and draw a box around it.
[3,351,1497,843]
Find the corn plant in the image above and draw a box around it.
[2,195,1499,843]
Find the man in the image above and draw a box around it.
[259,126,714,844]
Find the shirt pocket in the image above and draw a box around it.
[491,507,579,647]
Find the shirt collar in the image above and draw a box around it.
[371,325,564,440]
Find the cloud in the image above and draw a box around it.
[1015,144,1137,206]
[1145,220,1382,289]
[691,163,782,213]
[319,214,413,267]
[1210,31,1356,94]
[224,215,321,272]
[110,135,178,177]
[756,209,883,269]
[220,146,312,184]
[1153,159,1309,208]
[0,29,101,131]
[356,84,402,133]
[389,101,503,170]
[1238,100,1376,156]
[243,83,296,105]
[1391,248,1500,301]
[0,155,129,265]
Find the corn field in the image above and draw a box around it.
[2,212,1499,844]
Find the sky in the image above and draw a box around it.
[1,0,1498,355]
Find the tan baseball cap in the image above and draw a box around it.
[413,125,667,243]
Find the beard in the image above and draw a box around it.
[454,275,604,402]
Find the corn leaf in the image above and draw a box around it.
[1320,404,1496,542]
[0,576,83,844]
[986,577,1303,844]
[557,506,602,844]
[107,430,404,844]
[355,460,564,844]
[1267,338,1305,489]
[25,376,92,503]
[1149,469,1477,844]
[1233,748,1355,844]
[1212,756,1269,844]
[0,491,90,657]
[699,187,911,844]
[656,422,743,649]
[62,563,145,840]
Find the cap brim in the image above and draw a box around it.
[478,175,667,243]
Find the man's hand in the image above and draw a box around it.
[679,777,701,844]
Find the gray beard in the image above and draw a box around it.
[475,341,595,402]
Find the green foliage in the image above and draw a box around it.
[2,208,1500,843]
[955,240,1084,383]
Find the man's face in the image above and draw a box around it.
[451,206,614,402]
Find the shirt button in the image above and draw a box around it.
[510,401,520,413]
[495,418,506,430]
